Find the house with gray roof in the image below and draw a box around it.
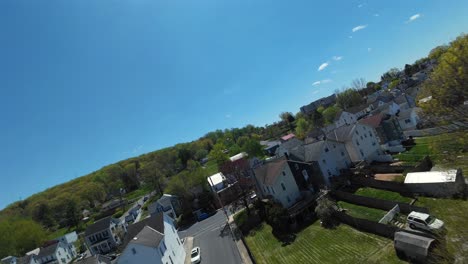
[117,213,185,264]
[275,138,304,157]
[84,217,126,256]
[253,156,320,208]
[326,123,389,162]
[1,255,38,264]
[148,194,182,220]
[289,139,352,186]
[74,255,111,264]
[397,107,421,130]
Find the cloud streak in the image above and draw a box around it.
[317,62,329,71]
[352,24,368,32]
[408,13,421,22]
[312,79,332,86]
[332,56,343,61]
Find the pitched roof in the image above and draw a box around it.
[281,133,296,141]
[397,108,418,120]
[275,138,304,155]
[128,226,164,248]
[122,213,165,249]
[359,113,383,128]
[346,105,367,114]
[17,255,36,264]
[84,216,113,237]
[394,94,412,105]
[325,124,356,142]
[253,156,288,186]
[75,255,112,264]
[37,241,59,258]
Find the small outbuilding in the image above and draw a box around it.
[404,169,465,197]
[394,231,435,262]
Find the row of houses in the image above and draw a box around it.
[1,232,78,264]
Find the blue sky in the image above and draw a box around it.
[1,0,467,209]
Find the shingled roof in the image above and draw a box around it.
[326,125,356,142]
[37,241,59,258]
[129,226,164,248]
[253,156,288,186]
[122,213,165,249]
[84,216,113,237]
[359,113,383,128]
[75,255,111,264]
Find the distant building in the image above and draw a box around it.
[300,94,337,115]
[36,241,72,264]
[397,108,421,130]
[148,194,182,219]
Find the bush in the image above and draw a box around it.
[315,196,338,228]
[265,202,288,233]
[234,209,248,227]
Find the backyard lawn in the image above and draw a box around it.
[244,222,404,264]
[337,201,387,222]
[355,187,413,203]
[393,131,468,173]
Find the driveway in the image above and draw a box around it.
[178,210,242,264]
[119,196,146,223]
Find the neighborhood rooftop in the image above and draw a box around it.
[208,172,226,187]
[84,216,113,237]
[122,213,165,249]
[253,156,288,186]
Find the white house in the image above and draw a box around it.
[56,232,78,260]
[398,108,421,130]
[36,241,72,264]
[1,255,38,264]
[207,172,227,192]
[84,216,127,255]
[117,213,186,264]
[148,194,182,219]
[326,123,389,163]
[289,140,352,185]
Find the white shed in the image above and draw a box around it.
[404,169,465,197]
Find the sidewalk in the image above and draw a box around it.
[228,215,253,264]
[183,236,194,264]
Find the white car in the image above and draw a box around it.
[407,211,444,232]
[191,247,201,264]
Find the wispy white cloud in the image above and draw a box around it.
[312,90,320,95]
[318,62,329,71]
[312,79,332,86]
[374,13,379,17]
[407,13,421,23]
[352,24,368,32]
[348,35,353,39]
[368,47,372,52]
[332,56,343,61]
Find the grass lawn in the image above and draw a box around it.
[355,187,413,203]
[415,197,468,263]
[125,185,152,201]
[244,222,404,264]
[337,201,388,222]
[393,131,468,174]
[203,159,219,176]
[46,226,71,240]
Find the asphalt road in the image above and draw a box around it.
[179,210,242,264]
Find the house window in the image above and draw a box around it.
[364,134,367,138]
[271,187,275,194]
[363,126,366,130]
[132,248,137,255]
[325,148,329,152]
[405,119,411,124]
[177,238,181,245]
[287,196,291,203]
[322,159,326,164]
[341,151,345,156]
[328,170,332,176]
[282,171,286,176]
[294,164,299,170]
[360,149,364,158]
[355,130,359,135]
[369,132,373,137]
[281,183,286,191]
[302,170,309,181]
[333,144,336,148]
[169,256,174,264]
[172,226,175,233]
[159,246,164,256]
[172,250,175,257]
[360,136,363,140]
[372,142,376,146]
[356,140,360,146]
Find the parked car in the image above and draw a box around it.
[407,211,444,232]
[191,247,201,264]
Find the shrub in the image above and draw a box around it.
[112,209,124,218]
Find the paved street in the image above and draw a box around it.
[179,210,242,264]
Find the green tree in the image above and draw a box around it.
[208,143,229,167]
[335,88,363,110]
[295,117,310,139]
[65,199,80,227]
[322,106,342,124]
[242,139,264,158]
[315,196,337,228]
[421,34,468,117]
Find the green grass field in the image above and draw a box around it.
[244,222,404,264]
[355,187,413,203]
[394,131,468,173]
[337,201,387,222]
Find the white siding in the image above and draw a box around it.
[262,165,300,208]
[346,124,381,162]
[318,141,352,185]
[161,215,186,264]
[335,112,357,128]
